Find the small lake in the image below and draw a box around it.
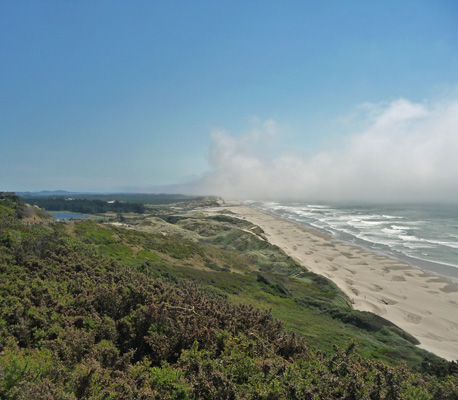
[50,212,87,220]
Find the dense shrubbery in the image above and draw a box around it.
[0,197,457,398]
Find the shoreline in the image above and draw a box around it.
[257,205,458,284]
[204,203,458,361]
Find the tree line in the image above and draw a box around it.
[22,197,146,214]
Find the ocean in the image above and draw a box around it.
[247,201,458,282]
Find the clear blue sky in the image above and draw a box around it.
[1,1,458,198]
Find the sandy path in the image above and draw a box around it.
[204,204,458,361]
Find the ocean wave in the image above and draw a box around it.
[391,225,413,230]
[397,235,458,250]
[306,204,330,208]
[382,228,407,236]
[259,201,458,273]
[355,219,387,226]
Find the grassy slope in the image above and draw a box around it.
[70,211,442,371]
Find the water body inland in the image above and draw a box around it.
[50,211,87,220]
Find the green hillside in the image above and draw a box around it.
[0,195,457,399]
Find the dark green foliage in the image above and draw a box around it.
[74,193,209,205]
[0,197,457,398]
[20,192,219,206]
[22,197,146,214]
[257,274,291,297]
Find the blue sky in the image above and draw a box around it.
[1,1,458,200]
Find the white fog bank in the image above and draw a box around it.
[190,97,458,203]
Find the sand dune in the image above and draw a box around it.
[204,204,458,361]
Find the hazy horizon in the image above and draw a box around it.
[2,1,458,203]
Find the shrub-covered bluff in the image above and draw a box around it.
[0,194,457,399]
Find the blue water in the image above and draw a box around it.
[248,201,458,281]
[50,212,86,220]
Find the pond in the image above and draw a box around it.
[50,212,87,220]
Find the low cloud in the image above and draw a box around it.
[191,97,458,202]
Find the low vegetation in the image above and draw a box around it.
[0,194,457,398]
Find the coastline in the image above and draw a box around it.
[204,203,458,361]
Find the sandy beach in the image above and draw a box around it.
[203,204,458,361]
